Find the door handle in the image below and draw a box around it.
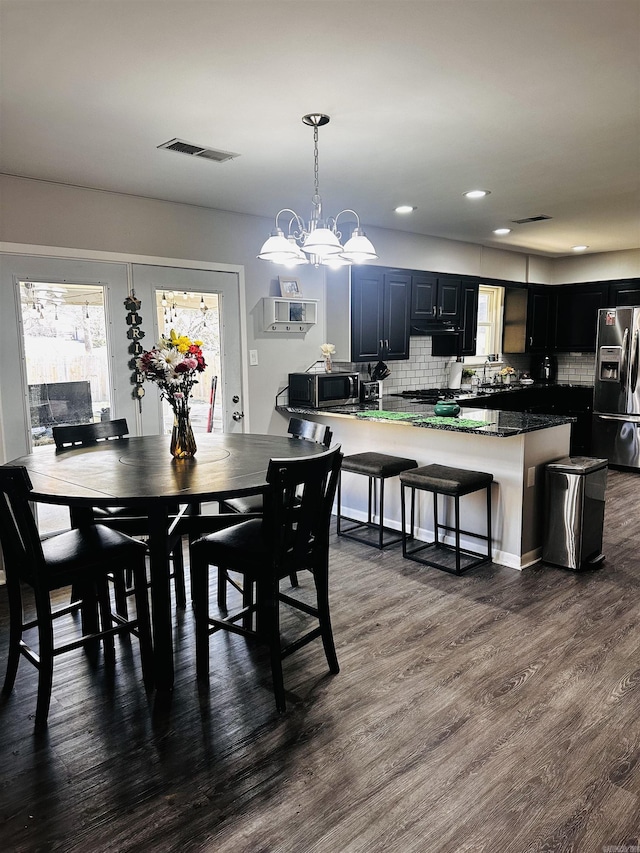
[232,411,244,421]
[631,330,639,393]
[621,328,629,386]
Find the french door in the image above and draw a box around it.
[0,255,246,464]
[131,265,245,435]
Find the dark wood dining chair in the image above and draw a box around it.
[191,444,343,713]
[216,418,333,602]
[52,418,131,448]
[52,418,187,610]
[219,418,333,515]
[0,466,153,729]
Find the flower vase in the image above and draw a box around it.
[324,355,332,373]
[170,411,197,458]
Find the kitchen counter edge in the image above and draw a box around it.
[277,402,575,438]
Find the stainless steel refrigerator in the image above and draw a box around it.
[592,306,640,469]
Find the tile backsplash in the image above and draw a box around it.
[339,338,595,389]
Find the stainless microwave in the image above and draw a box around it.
[288,372,359,408]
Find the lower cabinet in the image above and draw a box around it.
[463,386,593,455]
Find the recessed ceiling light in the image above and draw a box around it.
[463,190,491,199]
[394,205,416,214]
[493,228,512,236]
[572,245,589,252]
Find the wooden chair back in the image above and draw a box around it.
[0,466,46,585]
[287,417,332,448]
[52,418,129,449]
[263,445,342,576]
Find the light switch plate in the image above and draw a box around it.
[249,349,258,366]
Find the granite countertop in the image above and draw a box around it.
[278,397,575,437]
[454,381,593,401]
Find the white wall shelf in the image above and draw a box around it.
[262,297,318,333]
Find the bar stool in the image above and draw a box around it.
[337,452,418,549]
[400,463,493,574]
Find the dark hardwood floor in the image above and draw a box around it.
[1,469,640,852]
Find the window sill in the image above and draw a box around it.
[463,357,505,368]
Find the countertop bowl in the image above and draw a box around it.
[434,401,461,417]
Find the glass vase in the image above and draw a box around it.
[170,410,197,458]
[324,355,332,373]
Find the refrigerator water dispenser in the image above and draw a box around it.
[598,346,622,382]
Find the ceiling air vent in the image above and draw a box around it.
[511,215,553,224]
[157,138,239,163]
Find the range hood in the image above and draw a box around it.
[410,321,458,336]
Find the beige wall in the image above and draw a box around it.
[1,174,638,436]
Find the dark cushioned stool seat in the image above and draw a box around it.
[400,464,493,495]
[341,452,419,478]
[337,452,418,549]
[399,463,493,575]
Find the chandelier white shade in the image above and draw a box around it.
[258,114,377,267]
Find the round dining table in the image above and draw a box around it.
[5,432,329,690]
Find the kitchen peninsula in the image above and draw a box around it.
[278,397,574,570]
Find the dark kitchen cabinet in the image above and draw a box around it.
[459,281,479,355]
[351,267,411,361]
[527,286,557,352]
[609,279,640,306]
[432,280,479,357]
[410,273,461,325]
[554,283,608,352]
[462,385,593,454]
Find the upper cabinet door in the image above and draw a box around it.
[459,282,479,356]
[437,277,461,323]
[383,271,411,360]
[610,280,640,307]
[527,287,556,352]
[554,284,609,352]
[351,267,385,361]
[410,274,437,320]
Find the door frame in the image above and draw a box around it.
[0,242,249,463]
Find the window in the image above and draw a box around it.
[467,285,504,364]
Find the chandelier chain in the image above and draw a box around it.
[313,124,321,207]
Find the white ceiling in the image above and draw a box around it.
[1,0,639,258]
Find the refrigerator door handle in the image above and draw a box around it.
[631,329,640,394]
[595,413,640,424]
[620,327,630,386]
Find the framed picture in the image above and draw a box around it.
[279,276,302,297]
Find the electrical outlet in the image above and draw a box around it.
[527,466,536,487]
[249,349,258,366]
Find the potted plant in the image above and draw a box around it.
[500,366,516,384]
[461,368,475,390]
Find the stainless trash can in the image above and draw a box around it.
[542,456,608,570]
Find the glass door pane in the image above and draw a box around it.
[19,281,112,447]
[155,289,222,434]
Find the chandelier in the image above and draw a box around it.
[257,114,378,268]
